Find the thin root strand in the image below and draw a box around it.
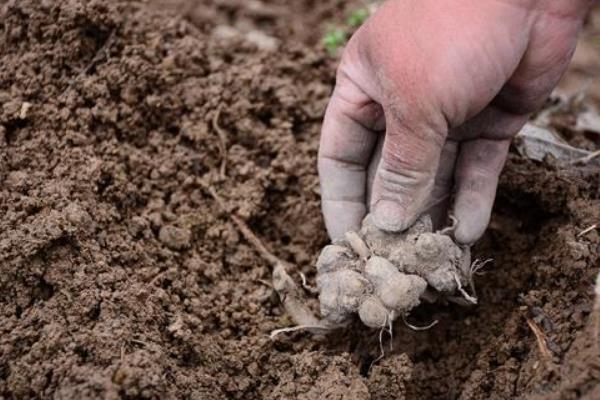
[578,224,598,238]
[453,273,478,305]
[468,258,493,297]
[526,318,553,362]
[207,186,328,333]
[402,315,439,331]
[212,105,229,179]
[438,215,458,235]
[594,273,600,349]
[571,149,600,165]
[269,324,334,339]
[368,323,391,374]
[299,272,319,295]
[206,186,283,268]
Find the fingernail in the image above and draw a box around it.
[453,200,489,245]
[372,199,413,232]
[454,217,481,245]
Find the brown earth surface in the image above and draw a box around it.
[1,1,600,399]
[558,5,600,109]
[148,0,363,47]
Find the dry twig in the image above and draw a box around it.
[212,106,229,179]
[594,273,600,348]
[571,149,600,165]
[205,185,332,337]
[82,30,117,75]
[577,224,598,238]
[402,315,439,331]
[526,318,553,362]
[206,185,281,267]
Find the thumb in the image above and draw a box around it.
[370,111,447,232]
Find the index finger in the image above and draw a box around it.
[318,68,383,240]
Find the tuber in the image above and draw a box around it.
[271,213,484,336]
[312,213,477,329]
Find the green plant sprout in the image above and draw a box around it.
[347,8,369,27]
[322,7,371,54]
[323,28,348,53]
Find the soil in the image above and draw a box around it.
[1,1,599,399]
[148,0,362,47]
[558,6,600,109]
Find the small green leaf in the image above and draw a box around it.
[347,8,369,28]
[322,28,348,53]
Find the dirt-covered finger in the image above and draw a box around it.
[422,139,459,229]
[318,68,383,240]
[370,109,448,232]
[453,138,511,244]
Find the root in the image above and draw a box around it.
[256,279,273,288]
[207,186,282,267]
[453,273,478,305]
[272,263,332,334]
[316,213,487,331]
[366,311,394,373]
[446,296,474,306]
[388,313,394,351]
[82,30,117,75]
[594,273,600,349]
[368,323,392,374]
[402,315,439,331]
[577,224,598,238]
[438,215,458,235]
[526,318,553,362]
[299,272,319,295]
[269,324,333,339]
[468,258,493,297]
[129,339,150,347]
[206,186,331,335]
[373,327,387,367]
[571,149,600,165]
[212,106,229,179]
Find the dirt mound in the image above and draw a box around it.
[148,0,360,47]
[1,1,599,399]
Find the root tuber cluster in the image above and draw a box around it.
[315,214,475,328]
[270,213,486,337]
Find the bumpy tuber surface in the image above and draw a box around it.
[315,214,474,328]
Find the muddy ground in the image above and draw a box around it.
[1,1,599,399]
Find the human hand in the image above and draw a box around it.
[319,0,591,243]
